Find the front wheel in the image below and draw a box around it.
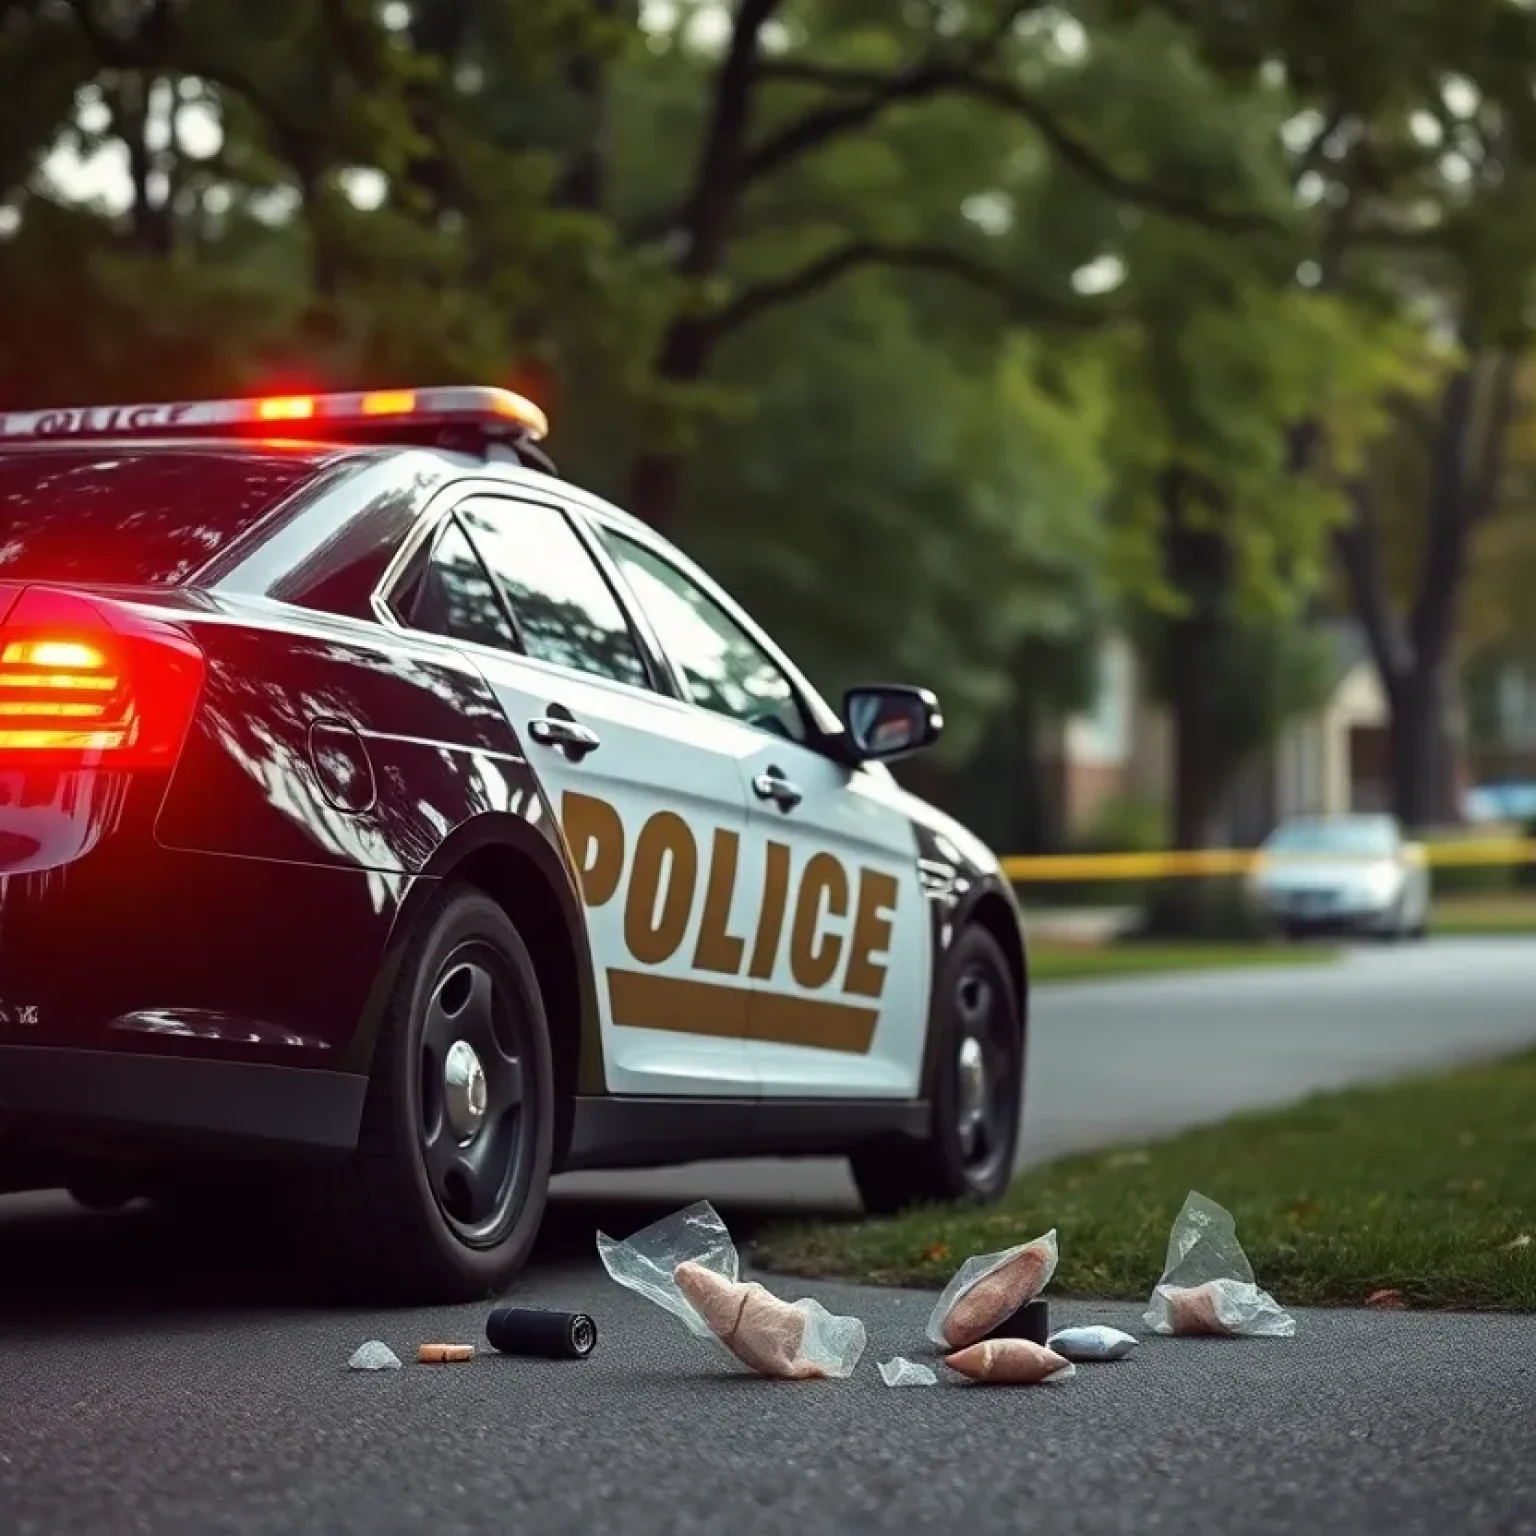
[297,885,555,1303]
[850,924,1023,1216]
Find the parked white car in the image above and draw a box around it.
[1248,814,1431,941]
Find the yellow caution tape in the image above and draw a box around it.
[1001,849,1255,881]
[1001,838,1536,882]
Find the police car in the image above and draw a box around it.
[0,386,1028,1301]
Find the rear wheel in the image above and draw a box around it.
[849,924,1023,1216]
[297,885,554,1303]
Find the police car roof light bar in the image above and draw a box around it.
[0,385,550,447]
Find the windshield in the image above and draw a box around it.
[1263,818,1397,857]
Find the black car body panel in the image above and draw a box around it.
[903,805,1029,1103]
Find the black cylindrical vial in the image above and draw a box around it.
[980,1296,1049,1346]
[485,1307,597,1360]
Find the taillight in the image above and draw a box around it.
[0,586,205,768]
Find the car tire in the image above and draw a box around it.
[849,923,1023,1217]
[297,884,555,1304]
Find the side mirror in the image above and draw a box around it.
[842,684,943,763]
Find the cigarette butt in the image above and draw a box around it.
[418,1343,475,1363]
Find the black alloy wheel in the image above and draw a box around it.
[950,958,1019,1194]
[299,885,555,1303]
[415,942,537,1248]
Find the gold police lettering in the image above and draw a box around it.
[561,791,897,1054]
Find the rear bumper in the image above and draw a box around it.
[0,1046,366,1158]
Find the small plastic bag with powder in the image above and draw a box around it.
[1143,1191,1296,1338]
[1047,1325,1138,1362]
[596,1199,866,1380]
[926,1229,1058,1350]
[347,1341,402,1371]
[878,1356,938,1387]
[944,1338,1075,1385]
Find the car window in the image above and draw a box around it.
[395,514,518,653]
[457,497,649,690]
[1264,817,1398,857]
[603,530,807,744]
[0,447,327,585]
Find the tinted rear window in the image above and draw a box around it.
[0,448,329,585]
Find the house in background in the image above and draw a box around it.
[1036,633,1169,836]
[1467,663,1536,793]
[1039,623,1452,848]
[1227,625,1394,843]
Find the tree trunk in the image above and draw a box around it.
[1337,353,1518,830]
[1166,608,1229,849]
[1159,467,1235,850]
[111,73,172,256]
[554,0,627,212]
[1389,664,1461,828]
[626,315,717,531]
[627,449,686,535]
[622,1,778,528]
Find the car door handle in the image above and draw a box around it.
[752,770,802,811]
[528,716,601,761]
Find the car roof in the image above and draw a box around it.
[0,432,658,548]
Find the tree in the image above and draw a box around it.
[682,286,1113,758]
[1147,0,1536,827]
[997,11,1416,848]
[0,0,655,403]
[1336,349,1525,824]
[606,0,1290,532]
[18,0,1511,846]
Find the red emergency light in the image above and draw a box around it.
[0,385,550,447]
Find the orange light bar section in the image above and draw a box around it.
[257,396,317,422]
[489,389,549,440]
[361,389,417,416]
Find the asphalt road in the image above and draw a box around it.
[1,1222,1533,1536]
[4,936,1536,1535]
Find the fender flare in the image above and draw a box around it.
[917,874,1028,1104]
[337,810,604,1096]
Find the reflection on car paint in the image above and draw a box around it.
[110,1009,328,1052]
[0,769,130,875]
